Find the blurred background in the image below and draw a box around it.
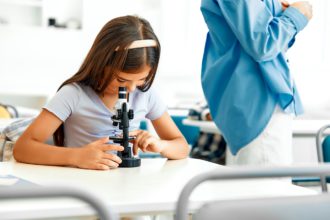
[0,0,206,110]
[0,0,329,116]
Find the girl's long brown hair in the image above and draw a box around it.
[54,15,161,146]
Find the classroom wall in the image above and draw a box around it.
[0,0,206,107]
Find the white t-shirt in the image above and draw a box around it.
[44,83,167,147]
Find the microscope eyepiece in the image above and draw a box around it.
[118,87,127,99]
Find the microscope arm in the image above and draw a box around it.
[109,87,140,167]
[121,102,132,157]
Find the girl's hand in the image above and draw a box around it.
[129,130,164,155]
[74,137,124,170]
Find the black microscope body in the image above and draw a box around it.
[110,87,141,167]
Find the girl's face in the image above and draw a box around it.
[104,65,151,95]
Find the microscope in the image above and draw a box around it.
[109,87,141,167]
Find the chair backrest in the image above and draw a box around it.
[139,120,148,130]
[171,115,200,146]
[175,165,330,220]
[138,115,200,146]
[316,124,330,191]
[194,194,330,220]
[322,136,330,162]
[0,186,118,220]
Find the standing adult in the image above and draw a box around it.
[200,0,313,165]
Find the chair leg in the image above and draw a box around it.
[320,176,328,192]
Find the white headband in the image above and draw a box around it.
[115,39,157,51]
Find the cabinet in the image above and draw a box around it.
[0,0,82,29]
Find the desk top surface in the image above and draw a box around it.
[183,118,330,135]
[0,158,316,218]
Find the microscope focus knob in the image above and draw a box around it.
[117,109,122,118]
[128,109,134,119]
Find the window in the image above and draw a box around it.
[287,0,330,115]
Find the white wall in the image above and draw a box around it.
[0,26,86,96]
[288,0,330,117]
[0,0,329,114]
[0,0,207,106]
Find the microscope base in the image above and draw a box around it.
[119,157,141,167]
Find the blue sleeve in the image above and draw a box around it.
[217,0,308,62]
[44,83,81,122]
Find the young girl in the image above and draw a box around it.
[13,15,189,170]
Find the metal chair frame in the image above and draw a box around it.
[175,165,330,220]
[316,124,330,192]
[0,186,118,220]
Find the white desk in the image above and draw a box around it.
[183,119,219,134]
[183,118,330,137]
[183,119,330,164]
[292,119,330,137]
[0,158,316,219]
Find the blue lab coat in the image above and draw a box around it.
[201,0,308,154]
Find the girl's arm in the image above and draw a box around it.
[13,109,123,170]
[131,111,189,160]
